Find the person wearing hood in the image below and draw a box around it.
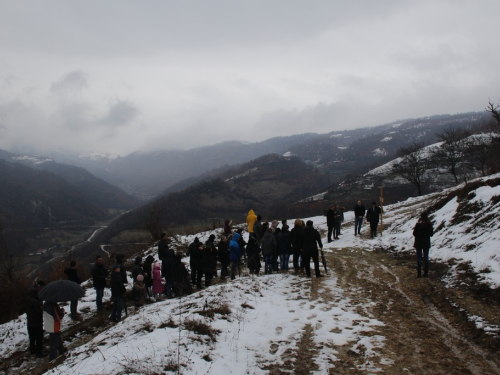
[188,238,201,285]
[218,236,230,280]
[204,234,218,287]
[115,254,128,285]
[110,265,126,322]
[25,280,45,357]
[246,210,257,238]
[158,233,169,261]
[152,262,165,300]
[64,261,82,320]
[224,220,233,236]
[161,246,176,298]
[131,256,144,282]
[142,255,155,297]
[246,236,261,275]
[43,300,67,360]
[132,274,148,309]
[92,256,109,312]
[229,232,241,280]
[277,225,292,271]
[301,220,324,278]
[261,228,277,274]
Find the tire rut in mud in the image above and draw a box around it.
[327,246,500,374]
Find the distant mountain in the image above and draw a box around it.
[52,134,321,200]
[0,152,139,211]
[88,154,331,245]
[0,159,112,250]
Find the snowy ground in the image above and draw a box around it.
[1,172,500,374]
[50,274,386,374]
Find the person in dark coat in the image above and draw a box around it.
[301,220,324,278]
[161,247,176,298]
[413,212,434,278]
[188,238,201,285]
[326,204,337,243]
[91,256,109,312]
[172,254,193,296]
[366,202,382,238]
[277,225,292,271]
[354,200,366,236]
[110,265,126,322]
[131,256,144,282]
[224,220,233,236]
[237,228,247,263]
[132,274,147,309]
[290,220,304,272]
[192,241,205,288]
[204,234,218,287]
[218,236,230,279]
[158,233,169,261]
[261,228,277,274]
[335,205,345,237]
[246,236,261,275]
[115,254,128,284]
[254,215,264,246]
[142,255,154,297]
[229,233,241,280]
[25,280,45,357]
[64,261,82,319]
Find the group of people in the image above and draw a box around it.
[25,198,434,362]
[25,280,68,361]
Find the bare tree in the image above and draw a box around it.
[433,128,471,184]
[464,134,491,177]
[486,101,500,130]
[145,203,166,241]
[391,142,431,196]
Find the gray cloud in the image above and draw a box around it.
[50,70,88,93]
[0,1,499,156]
[100,100,139,128]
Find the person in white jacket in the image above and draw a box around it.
[43,301,67,360]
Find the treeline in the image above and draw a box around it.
[391,102,500,196]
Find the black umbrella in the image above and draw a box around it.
[38,280,85,302]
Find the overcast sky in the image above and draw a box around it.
[1,1,499,156]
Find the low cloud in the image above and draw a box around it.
[99,100,139,128]
[50,70,88,93]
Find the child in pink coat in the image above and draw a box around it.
[152,262,165,300]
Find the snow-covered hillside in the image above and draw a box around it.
[1,172,499,373]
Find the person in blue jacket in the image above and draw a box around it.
[229,233,241,280]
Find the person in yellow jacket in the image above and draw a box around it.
[246,209,257,238]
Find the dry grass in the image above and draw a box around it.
[183,318,221,342]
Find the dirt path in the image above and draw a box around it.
[321,245,500,374]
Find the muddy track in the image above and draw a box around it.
[326,246,500,374]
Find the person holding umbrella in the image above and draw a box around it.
[38,279,85,361]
